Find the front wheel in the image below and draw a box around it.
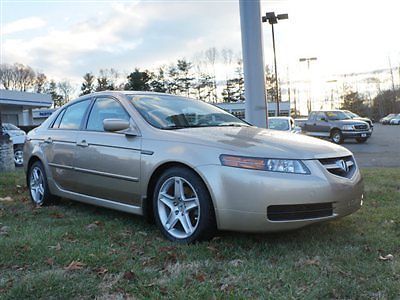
[14,145,24,167]
[330,129,344,144]
[153,167,216,243]
[356,137,368,143]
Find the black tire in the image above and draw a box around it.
[27,161,58,206]
[153,167,216,243]
[330,129,344,144]
[356,137,368,143]
[13,145,24,167]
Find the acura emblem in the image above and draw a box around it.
[337,159,349,173]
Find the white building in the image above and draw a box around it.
[215,101,291,120]
[0,90,53,128]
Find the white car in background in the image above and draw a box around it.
[268,117,301,133]
[2,123,26,166]
[389,114,400,125]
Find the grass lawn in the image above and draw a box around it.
[0,168,399,299]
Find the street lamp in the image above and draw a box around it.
[299,57,317,113]
[262,12,288,116]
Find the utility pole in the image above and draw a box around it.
[239,0,268,128]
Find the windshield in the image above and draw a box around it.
[344,111,359,118]
[268,118,289,131]
[128,94,248,129]
[3,123,19,130]
[326,111,351,121]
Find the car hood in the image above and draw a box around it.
[353,117,371,123]
[330,119,367,126]
[168,126,351,160]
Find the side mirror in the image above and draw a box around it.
[103,119,130,132]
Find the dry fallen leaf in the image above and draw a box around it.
[64,261,86,271]
[123,271,136,281]
[93,267,108,276]
[195,273,206,282]
[45,257,54,266]
[379,254,394,261]
[48,243,62,251]
[0,197,13,202]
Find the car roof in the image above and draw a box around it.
[67,91,190,105]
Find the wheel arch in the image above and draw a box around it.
[143,161,217,224]
[26,155,42,185]
[329,127,341,136]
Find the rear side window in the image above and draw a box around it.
[59,100,90,130]
[86,97,130,131]
[51,109,66,129]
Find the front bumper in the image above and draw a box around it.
[196,159,363,232]
[342,130,371,139]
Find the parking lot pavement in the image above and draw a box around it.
[341,124,400,168]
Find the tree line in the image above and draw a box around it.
[1,48,398,119]
[0,63,74,107]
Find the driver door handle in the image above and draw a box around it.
[77,140,89,147]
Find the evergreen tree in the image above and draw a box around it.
[176,59,194,97]
[95,69,118,91]
[80,73,95,95]
[47,80,63,108]
[149,67,168,93]
[125,68,151,91]
[340,90,368,116]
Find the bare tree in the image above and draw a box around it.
[35,73,47,93]
[57,81,75,104]
[204,47,219,102]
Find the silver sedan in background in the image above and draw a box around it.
[24,91,363,243]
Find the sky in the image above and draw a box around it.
[1,0,400,89]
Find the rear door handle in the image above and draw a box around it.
[44,137,53,144]
[77,140,89,147]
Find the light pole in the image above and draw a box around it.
[262,12,288,116]
[299,57,317,113]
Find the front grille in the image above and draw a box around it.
[319,156,356,178]
[267,203,333,221]
[354,124,369,130]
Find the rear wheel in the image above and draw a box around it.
[356,137,368,143]
[330,129,344,144]
[153,167,216,243]
[28,161,58,206]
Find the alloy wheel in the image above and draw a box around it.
[157,176,200,239]
[30,166,45,205]
[14,150,23,166]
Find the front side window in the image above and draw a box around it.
[128,95,248,129]
[58,100,90,130]
[86,97,130,131]
[326,111,351,121]
[316,112,326,121]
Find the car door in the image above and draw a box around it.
[43,99,91,191]
[315,112,331,136]
[304,112,316,133]
[72,96,142,206]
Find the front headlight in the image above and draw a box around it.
[342,125,355,130]
[219,155,310,174]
